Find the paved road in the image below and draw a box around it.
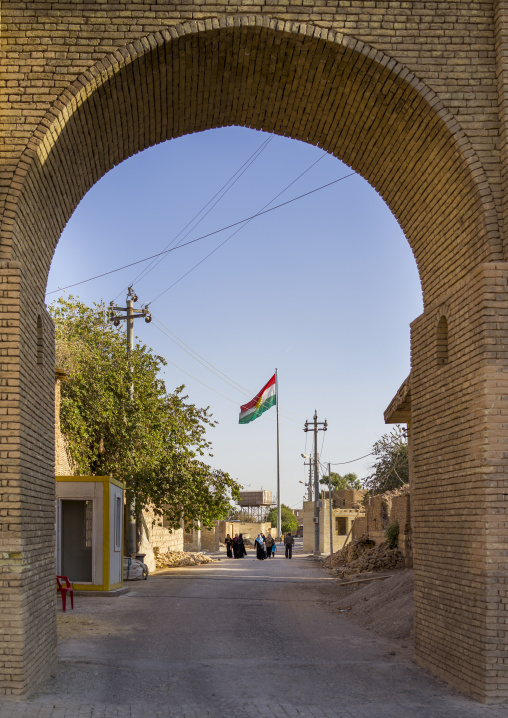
[2,542,508,717]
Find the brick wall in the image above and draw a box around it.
[391,491,412,566]
[352,516,368,541]
[54,375,73,477]
[356,486,412,564]
[201,526,220,553]
[218,521,274,543]
[1,1,508,701]
[138,509,184,573]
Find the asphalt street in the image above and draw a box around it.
[2,541,508,717]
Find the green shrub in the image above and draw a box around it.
[385,521,399,549]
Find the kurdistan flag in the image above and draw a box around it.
[239,374,276,424]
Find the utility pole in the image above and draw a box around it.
[304,411,327,555]
[108,286,152,555]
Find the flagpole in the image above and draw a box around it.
[276,368,281,539]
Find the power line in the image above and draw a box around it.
[45,172,356,297]
[125,135,274,295]
[150,319,297,430]
[327,452,373,465]
[319,428,326,457]
[150,312,251,396]
[148,153,326,305]
[139,310,301,425]
[151,315,251,398]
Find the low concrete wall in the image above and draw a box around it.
[138,509,184,573]
[218,520,274,542]
[201,526,220,552]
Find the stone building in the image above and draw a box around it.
[351,485,412,567]
[303,489,367,554]
[217,520,274,544]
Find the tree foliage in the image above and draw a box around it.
[319,471,363,490]
[363,425,409,495]
[265,504,299,534]
[50,296,240,529]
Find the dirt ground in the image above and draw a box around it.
[321,566,414,641]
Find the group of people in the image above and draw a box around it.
[254,532,276,560]
[224,533,247,559]
[224,531,296,560]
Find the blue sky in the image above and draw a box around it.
[47,126,423,510]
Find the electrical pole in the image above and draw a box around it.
[108,286,152,555]
[304,411,327,555]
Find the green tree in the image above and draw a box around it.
[265,504,299,534]
[364,425,409,495]
[319,471,363,490]
[50,296,240,529]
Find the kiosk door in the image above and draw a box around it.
[61,499,93,582]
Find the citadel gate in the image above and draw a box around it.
[2,0,508,703]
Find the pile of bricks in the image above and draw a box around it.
[154,550,217,569]
[324,539,405,578]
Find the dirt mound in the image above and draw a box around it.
[335,569,414,640]
[324,539,404,578]
[154,550,217,568]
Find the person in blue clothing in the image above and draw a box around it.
[255,534,265,560]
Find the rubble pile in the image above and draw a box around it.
[381,484,410,501]
[154,550,217,568]
[324,539,404,578]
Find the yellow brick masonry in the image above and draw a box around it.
[1,0,508,703]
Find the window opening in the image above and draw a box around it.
[437,315,448,366]
[36,315,43,365]
[114,495,122,552]
[336,516,348,536]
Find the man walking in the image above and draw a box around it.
[284,532,294,559]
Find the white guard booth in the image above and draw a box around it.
[56,476,124,592]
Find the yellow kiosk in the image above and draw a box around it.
[56,476,125,593]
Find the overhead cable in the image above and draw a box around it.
[148,153,326,305]
[151,315,252,397]
[45,172,356,297]
[150,319,298,430]
[328,452,373,465]
[145,311,302,425]
[125,135,275,294]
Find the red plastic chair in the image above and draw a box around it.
[56,575,74,612]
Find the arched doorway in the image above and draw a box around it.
[1,18,506,702]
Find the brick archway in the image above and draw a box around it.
[3,17,502,305]
[2,9,508,704]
